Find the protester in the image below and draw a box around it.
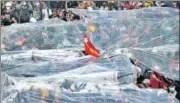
[10,1,32,23]
[123,1,134,10]
[1,17,11,26]
[49,9,59,19]
[41,1,51,20]
[94,1,106,9]
[144,1,153,7]
[108,1,118,10]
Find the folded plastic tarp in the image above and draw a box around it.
[2,49,179,103]
[2,49,134,85]
[2,72,179,103]
[1,49,138,103]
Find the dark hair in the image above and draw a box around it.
[73,15,80,20]
[2,18,11,26]
[17,1,22,4]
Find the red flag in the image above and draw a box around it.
[84,34,100,57]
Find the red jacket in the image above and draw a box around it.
[149,74,160,88]
[149,72,168,89]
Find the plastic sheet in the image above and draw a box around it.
[2,49,134,84]
[3,82,179,103]
[71,7,179,19]
[1,7,179,103]
[83,8,179,79]
[2,72,179,103]
[1,18,86,51]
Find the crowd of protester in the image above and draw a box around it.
[1,1,180,26]
[1,1,80,26]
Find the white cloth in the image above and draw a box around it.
[30,17,37,22]
[42,8,52,20]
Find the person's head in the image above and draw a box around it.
[5,2,12,11]
[172,1,177,7]
[70,14,74,21]
[73,15,80,21]
[59,10,64,17]
[52,10,57,16]
[66,12,73,21]
[2,18,11,26]
[17,1,22,4]
[42,1,47,9]
[68,10,73,15]
[78,2,85,9]
[148,71,154,78]
[103,2,107,7]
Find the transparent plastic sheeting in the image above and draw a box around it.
[2,49,134,84]
[129,45,179,80]
[71,7,179,19]
[1,7,179,103]
[87,15,179,79]
[85,8,179,79]
[2,72,179,103]
[1,18,87,51]
[2,49,138,103]
[88,15,179,49]
[1,8,179,51]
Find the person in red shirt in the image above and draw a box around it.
[148,71,168,89]
[149,71,161,88]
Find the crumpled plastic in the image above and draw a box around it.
[1,18,86,51]
[71,7,179,19]
[1,7,179,103]
[2,72,179,103]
